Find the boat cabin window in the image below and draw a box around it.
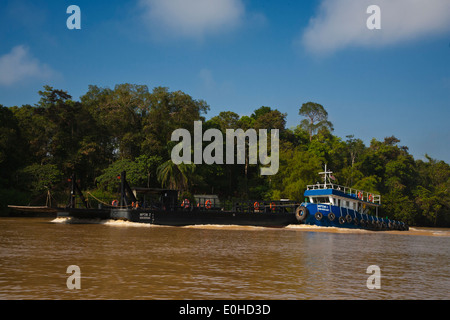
[312,197,330,204]
[342,200,357,209]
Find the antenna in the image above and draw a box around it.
[318,164,333,188]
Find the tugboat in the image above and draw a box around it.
[294,165,409,231]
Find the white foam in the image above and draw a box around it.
[285,224,373,233]
[407,227,450,237]
[51,217,151,227]
[101,219,152,228]
[51,217,71,224]
[284,225,450,237]
[181,224,268,231]
[52,217,108,224]
[50,218,450,236]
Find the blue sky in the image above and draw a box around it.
[1,0,449,162]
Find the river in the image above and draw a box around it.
[0,217,448,300]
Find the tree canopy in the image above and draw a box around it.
[1,84,449,227]
[299,102,333,141]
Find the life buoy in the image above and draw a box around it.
[357,192,363,200]
[328,212,336,221]
[270,202,276,211]
[295,206,309,223]
[205,200,212,209]
[111,199,118,207]
[181,199,190,208]
[254,202,260,210]
[131,201,139,209]
[315,212,323,221]
[368,194,373,202]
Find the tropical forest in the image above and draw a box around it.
[0,84,449,227]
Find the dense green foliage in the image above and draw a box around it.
[1,85,449,226]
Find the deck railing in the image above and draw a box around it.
[306,183,381,204]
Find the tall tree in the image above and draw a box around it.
[81,83,152,160]
[34,86,108,185]
[299,102,333,141]
[142,87,209,158]
[345,134,366,186]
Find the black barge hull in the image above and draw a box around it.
[57,208,299,228]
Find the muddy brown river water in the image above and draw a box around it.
[0,217,448,299]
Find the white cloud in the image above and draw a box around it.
[0,45,55,86]
[139,0,245,39]
[300,0,450,55]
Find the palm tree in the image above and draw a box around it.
[156,159,196,193]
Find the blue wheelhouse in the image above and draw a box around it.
[295,165,409,231]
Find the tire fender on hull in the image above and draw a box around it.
[295,206,309,223]
[315,212,323,221]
